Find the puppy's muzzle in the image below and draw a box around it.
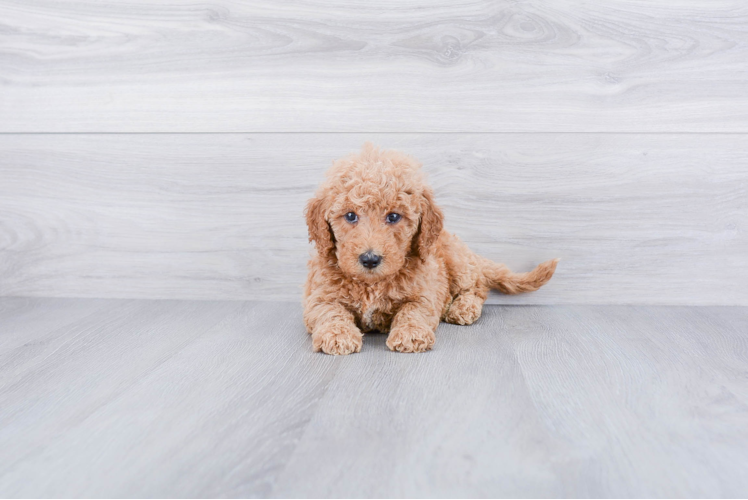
[359,251,382,269]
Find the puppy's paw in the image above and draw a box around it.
[444,293,483,325]
[386,325,435,353]
[312,323,363,356]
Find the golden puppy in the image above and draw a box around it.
[304,143,558,355]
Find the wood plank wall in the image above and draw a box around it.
[1,1,746,304]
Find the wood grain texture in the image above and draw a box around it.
[1,298,747,497]
[1,0,748,132]
[1,133,746,305]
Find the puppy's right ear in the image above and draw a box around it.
[305,195,336,258]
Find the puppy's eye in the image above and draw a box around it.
[344,212,358,223]
[385,213,401,224]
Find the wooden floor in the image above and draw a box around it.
[1,298,747,498]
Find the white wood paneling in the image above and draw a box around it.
[1,0,747,132]
[1,133,745,305]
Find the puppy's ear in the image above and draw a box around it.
[414,188,444,259]
[305,194,336,258]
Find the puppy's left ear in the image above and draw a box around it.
[305,194,336,259]
[414,188,444,259]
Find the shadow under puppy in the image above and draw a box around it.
[304,143,558,355]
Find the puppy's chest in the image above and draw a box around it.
[345,289,399,333]
[358,303,395,332]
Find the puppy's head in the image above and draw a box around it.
[305,143,443,282]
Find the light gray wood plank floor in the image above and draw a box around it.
[2,0,748,132]
[1,298,747,497]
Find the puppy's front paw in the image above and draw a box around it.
[386,325,435,353]
[312,323,363,355]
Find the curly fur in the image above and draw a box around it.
[303,143,558,355]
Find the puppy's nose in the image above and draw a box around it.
[359,251,382,269]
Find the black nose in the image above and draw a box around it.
[359,251,382,269]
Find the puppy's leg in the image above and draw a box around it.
[386,300,440,353]
[444,286,489,325]
[439,233,490,325]
[305,302,363,356]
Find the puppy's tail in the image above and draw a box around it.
[480,258,559,294]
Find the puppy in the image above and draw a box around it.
[303,143,558,355]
